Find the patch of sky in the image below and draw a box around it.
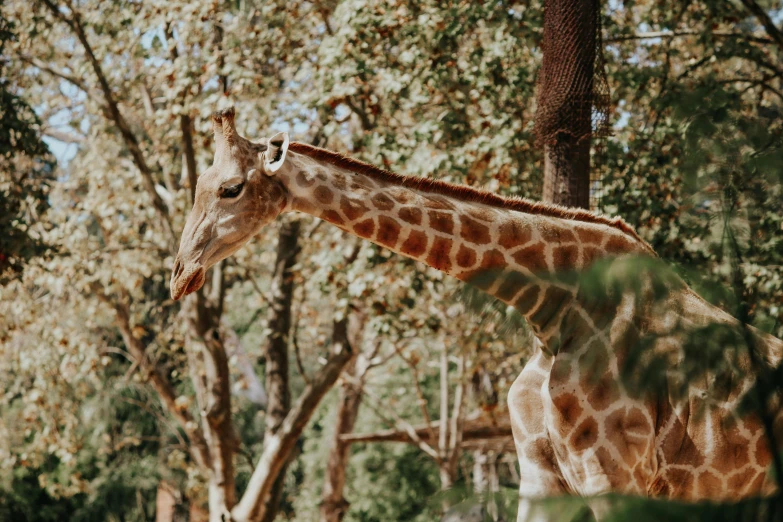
[37,81,86,168]
[140,26,167,68]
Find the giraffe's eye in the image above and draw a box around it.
[221,183,244,199]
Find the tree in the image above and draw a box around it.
[0,13,53,283]
[535,0,607,209]
[1,0,782,520]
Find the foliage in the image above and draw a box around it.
[0,0,781,519]
[0,13,53,282]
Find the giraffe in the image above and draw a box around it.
[170,108,783,520]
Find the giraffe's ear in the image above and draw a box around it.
[264,132,290,175]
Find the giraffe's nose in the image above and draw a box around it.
[173,258,183,279]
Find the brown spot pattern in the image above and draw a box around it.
[595,446,632,485]
[755,434,772,466]
[587,375,621,411]
[389,188,413,204]
[480,249,506,271]
[553,244,580,271]
[666,469,694,495]
[727,467,757,492]
[460,215,492,245]
[552,393,583,427]
[497,271,529,302]
[697,470,723,497]
[426,237,453,272]
[513,285,541,315]
[582,246,602,266]
[372,193,395,211]
[570,417,599,452]
[428,210,454,234]
[577,227,604,245]
[605,235,634,254]
[423,195,451,210]
[529,287,572,331]
[399,207,423,225]
[314,185,334,204]
[526,437,559,470]
[332,172,347,190]
[456,245,477,268]
[376,216,401,247]
[321,209,344,224]
[340,196,369,221]
[499,221,533,249]
[400,230,428,257]
[511,243,548,274]
[541,224,577,243]
[605,408,654,467]
[296,170,315,187]
[467,207,495,222]
[354,218,375,238]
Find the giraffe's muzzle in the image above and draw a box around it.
[170,261,205,301]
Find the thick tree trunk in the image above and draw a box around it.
[185,286,236,521]
[259,217,301,522]
[537,0,597,210]
[542,140,591,208]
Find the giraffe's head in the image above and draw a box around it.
[170,108,290,300]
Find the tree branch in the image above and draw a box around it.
[232,318,355,522]
[606,29,773,45]
[17,53,93,94]
[43,128,84,144]
[258,217,301,522]
[738,0,783,51]
[38,0,176,251]
[93,285,211,470]
[165,22,197,203]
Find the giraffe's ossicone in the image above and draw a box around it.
[171,108,783,519]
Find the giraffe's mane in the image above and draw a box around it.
[289,142,655,254]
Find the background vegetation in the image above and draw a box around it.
[1,0,782,520]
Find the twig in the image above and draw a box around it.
[292,286,311,385]
[738,0,783,51]
[393,343,437,445]
[350,380,440,461]
[606,30,772,45]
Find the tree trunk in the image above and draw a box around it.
[319,358,362,522]
[543,140,591,208]
[155,482,176,522]
[259,217,301,522]
[231,318,356,522]
[537,0,598,210]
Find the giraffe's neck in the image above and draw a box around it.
[278,148,650,348]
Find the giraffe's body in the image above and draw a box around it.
[170,110,783,519]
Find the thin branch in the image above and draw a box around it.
[606,29,773,45]
[353,383,440,461]
[447,347,467,469]
[340,419,512,446]
[38,0,176,251]
[438,340,449,461]
[114,395,188,450]
[719,76,783,101]
[92,284,211,470]
[292,286,311,385]
[738,0,783,51]
[43,128,84,144]
[17,53,94,95]
[394,344,437,445]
